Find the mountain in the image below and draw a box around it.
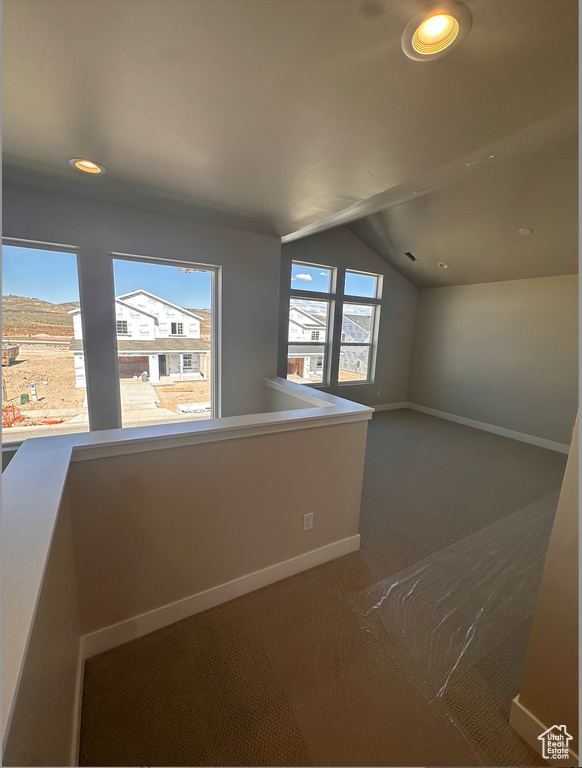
[2,295,76,336]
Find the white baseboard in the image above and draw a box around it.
[407,403,570,454]
[510,695,578,765]
[374,402,408,412]
[82,534,360,660]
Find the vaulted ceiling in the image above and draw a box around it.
[3,0,578,285]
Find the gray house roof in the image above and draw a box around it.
[344,314,372,332]
[287,345,324,356]
[69,339,209,353]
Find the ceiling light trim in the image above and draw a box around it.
[402,2,472,62]
[69,158,106,175]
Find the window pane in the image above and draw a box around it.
[287,344,325,384]
[288,298,329,342]
[342,303,374,343]
[2,245,88,440]
[112,259,213,427]
[345,271,378,298]
[339,345,371,382]
[291,262,332,293]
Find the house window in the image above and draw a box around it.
[283,262,382,387]
[1,244,89,441]
[112,257,216,427]
[116,320,129,335]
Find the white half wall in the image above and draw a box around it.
[67,420,368,635]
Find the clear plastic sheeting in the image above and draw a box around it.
[355,493,559,762]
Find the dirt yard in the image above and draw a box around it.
[153,368,211,410]
[338,368,368,382]
[2,343,85,413]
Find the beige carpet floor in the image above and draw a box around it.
[79,409,567,766]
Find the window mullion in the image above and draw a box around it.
[329,267,345,385]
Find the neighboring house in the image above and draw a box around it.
[287,305,327,379]
[69,289,210,387]
[287,305,371,380]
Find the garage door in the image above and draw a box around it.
[118,356,149,378]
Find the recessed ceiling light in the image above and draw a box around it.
[402,2,472,61]
[519,227,533,236]
[438,262,449,269]
[69,158,106,175]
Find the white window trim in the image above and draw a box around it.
[1,239,221,447]
[284,261,382,387]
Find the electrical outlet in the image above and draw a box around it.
[377,390,381,398]
[303,512,314,532]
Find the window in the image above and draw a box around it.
[2,245,88,440]
[287,293,331,385]
[2,240,219,445]
[284,262,382,386]
[291,262,333,293]
[339,302,379,383]
[345,270,379,299]
[112,257,215,427]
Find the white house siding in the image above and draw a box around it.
[74,353,86,387]
[288,308,326,341]
[122,293,200,338]
[339,347,369,376]
[115,302,156,339]
[149,354,159,383]
[72,313,83,339]
[342,316,369,343]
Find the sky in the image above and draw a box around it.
[291,262,377,298]
[2,246,212,308]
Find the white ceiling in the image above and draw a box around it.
[3,0,579,285]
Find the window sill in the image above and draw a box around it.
[337,380,372,387]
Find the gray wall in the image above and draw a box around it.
[68,421,368,634]
[281,227,418,407]
[2,183,281,421]
[408,275,578,444]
